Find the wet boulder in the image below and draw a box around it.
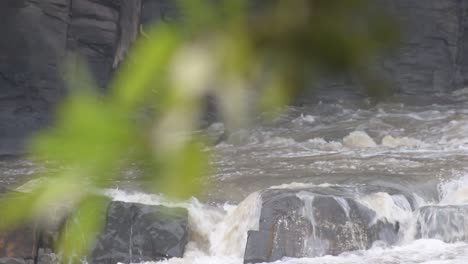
[0,221,58,264]
[244,186,410,263]
[416,205,468,243]
[0,192,57,263]
[0,224,38,262]
[90,201,189,264]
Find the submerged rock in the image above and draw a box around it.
[416,205,468,243]
[90,201,189,264]
[244,186,411,263]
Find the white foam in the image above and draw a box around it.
[305,138,344,151]
[293,114,316,125]
[135,255,241,264]
[381,135,427,148]
[356,192,412,225]
[438,174,468,205]
[356,192,415,243]
[343,131,377,148]
[209,192,262,257]
[278,239,468,264]
[133,240,468,264]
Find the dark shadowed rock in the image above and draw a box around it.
[375,0,467,94]
[90,201,189,264]
[0,225,38,261]
[416,205,468,243]
[0,191,67,263]
[0,0,70,155]
[141,0,178,26]
[244,231,272,264]
[244,186,410,263]
[67,0,120,88]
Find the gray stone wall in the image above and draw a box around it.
[380,0,468,94]
[0,0,122,155]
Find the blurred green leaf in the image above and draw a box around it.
[112,25,180,110]
[152,137,211,199]
[58,195,109,263]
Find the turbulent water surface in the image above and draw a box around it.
[4,90,468,264]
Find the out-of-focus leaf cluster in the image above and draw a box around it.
[0,0,398,262]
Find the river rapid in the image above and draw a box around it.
[4,89,468,263]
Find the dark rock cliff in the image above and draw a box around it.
[1,0,468,154]
[381,0,468,94]
[0,0,136,155]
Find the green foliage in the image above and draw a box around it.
[0,0,398,262]
[59,195,110,263]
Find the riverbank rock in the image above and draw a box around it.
[89,201,189,264]
[0,223,60,264]
[0,224,38,262]
[416,205,468,243]
[244,185,412,263]
[0,192,58,263]
[0,193,188,264]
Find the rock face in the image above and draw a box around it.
[2,0,468,153]
[0,0,122,155]
[0,193,59,264]
[67,0,120,87]
[90,201,189,264]
[0,199,188,264]
[0,224,38,262]
[377,0,468,94]
[0,223,58,264]
[416,205,468,243]
[244,186,411,263]
[0,0,71,155]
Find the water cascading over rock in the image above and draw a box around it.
[243,185,414,263]
[416,205,468,243]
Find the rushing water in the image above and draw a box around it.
[4,90,468,263]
